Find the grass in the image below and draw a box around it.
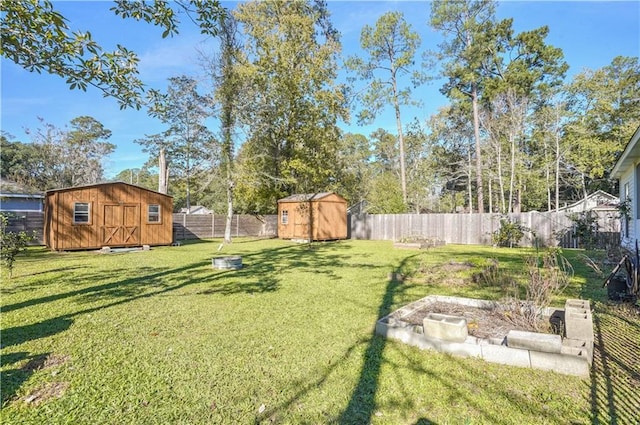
[0,239,637,424]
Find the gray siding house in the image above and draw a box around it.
[611,125,640,251]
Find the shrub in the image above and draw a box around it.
[0,213,36,278]
[492,218,530,248]
[503,248,573,331]
[568,211,599,250]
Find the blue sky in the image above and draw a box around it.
[1,1,639,178]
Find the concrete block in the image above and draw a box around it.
[423,313,468,342]
[481,344,531,368]
[438,339,482,358]
[506,330,562,353]
[565,315,594,343]
[412,335,442,351]
[529,350,590,377]
[563,338,593,364]
[142,244,150,251]
[565,299,590,310]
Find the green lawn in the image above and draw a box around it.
[0,239,637,424]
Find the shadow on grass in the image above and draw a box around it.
[197,242,357,296]
[335,248,590,424]
[338,255,418,424]
[573,251,640,425]
[1,241,363,407]
[0,316,73,405]
[588,303,640,424]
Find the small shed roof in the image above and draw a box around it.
[277,192,340,202]
[611,125,640,179]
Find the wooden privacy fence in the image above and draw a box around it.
[172,213,277,240]
[2,211,44,244]
[2,210,619,249]
[349,211,620,248]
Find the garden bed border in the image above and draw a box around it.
[376,295,593,377]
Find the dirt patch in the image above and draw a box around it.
[21,382,69,405]
[21,354,70,372]
[397,301,554,339]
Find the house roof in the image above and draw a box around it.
[277,192,337,202]
[0,178,44,198]
[611,125,640,179]
[555,190,618,212]
[45,181,172,197]
[179,205,213,214]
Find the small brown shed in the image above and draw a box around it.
[44,182,173,251]
[277,192,348,241]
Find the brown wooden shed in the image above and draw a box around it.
[277,192,347,241]
[44,182,173,251]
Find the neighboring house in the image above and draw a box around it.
[555,190,618,214]
[44,182,173,250]
[611,125,640,251]
[277,192,348,241]
[0,178,44,212]
[179,205,213,215]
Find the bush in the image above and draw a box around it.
[0,213,35,278]
[492,218,530,248]
[503,248,573,331]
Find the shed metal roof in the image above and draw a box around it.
[277,192,336,202]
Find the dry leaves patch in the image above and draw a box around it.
[399,301,552,339]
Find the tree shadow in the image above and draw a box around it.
[588,303,640,424]
[1,316,73,349]
[1,316,73,406]
[338,255,418,424]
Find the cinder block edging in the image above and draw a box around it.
[376,295,593,378]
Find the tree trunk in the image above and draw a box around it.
[508,131,516,214]
[471,84,484,213]
[158,148,168,194]
[392,75,407,206]
[467,147,473,213]
[555,117,561,217]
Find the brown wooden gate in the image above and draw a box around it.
[102,204,140,246]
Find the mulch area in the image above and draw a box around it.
[398,301,552,339]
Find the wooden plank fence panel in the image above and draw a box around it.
[3,211,44,244]
[348,212,620,248]
[1,210,619,249]
[172,214,278,240]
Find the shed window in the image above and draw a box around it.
[281,209,289,225]
[148,204,161,223]
[73,202,90,224]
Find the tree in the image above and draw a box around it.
[0,213,35,278]
[430,0,497,213]
[212,12,243,245]
[346,11,426,206]
[1,0,224,109]
[427,104,475,213]
[139,76,214,209]
[333,133,373,205]
[112,167,158,190]
[563,56,640,196]
[63,116,115,186]
[2,117,113,190]
[233,0,348,213]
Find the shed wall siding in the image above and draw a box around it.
[277,195,347,241]
[45,183,172,250]
[620,164,640,251]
